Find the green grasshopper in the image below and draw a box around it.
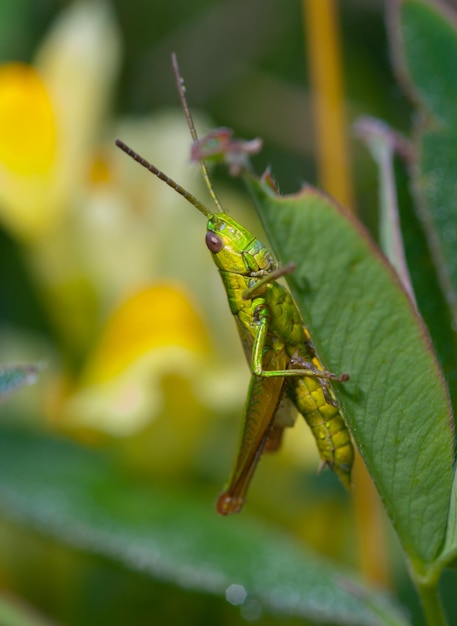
[115,54,354,515]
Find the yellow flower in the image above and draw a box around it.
[0,62,57,237]
[0,1,120,241]
[0,63,56,177]
[0,2,121,356]
[63,283,213,435]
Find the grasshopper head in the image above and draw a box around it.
[206,213,277,275]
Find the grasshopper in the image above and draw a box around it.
[115,54,354,515]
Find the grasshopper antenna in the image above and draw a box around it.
[171,52,224,214]
[115,139,212,217]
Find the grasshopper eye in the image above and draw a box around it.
[206,231,223,252]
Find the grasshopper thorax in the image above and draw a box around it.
[205,213,277,276]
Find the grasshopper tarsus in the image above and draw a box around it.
[289,353,349,383]
[216,492,244,516]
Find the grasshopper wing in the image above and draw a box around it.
[216,350,288,515]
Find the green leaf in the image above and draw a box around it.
[0,364,42,400]
[246,175,454,567]
[0,428,408,626]
[396,155,457,417]
[393,0,457,125]
[390,0,457,366]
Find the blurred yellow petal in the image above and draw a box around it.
[0,63,56,176]
[61,283,213,435]
[0,2,120,241]
[85,283,211,384]
[0,63,59,238]
[63,349,208,437]
[35,0,120,218]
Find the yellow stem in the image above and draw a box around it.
[353,453,391,586]
[302,0,354,212]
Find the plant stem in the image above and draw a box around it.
[302,0,354,212]
[416,577,448,626]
